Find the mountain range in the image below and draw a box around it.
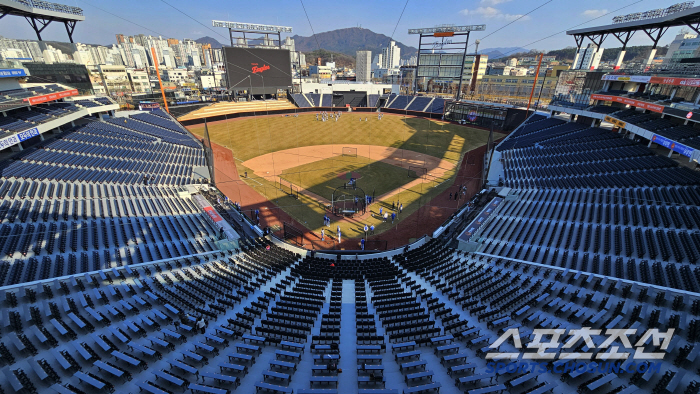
[291,28,417,60]
[478,47,530,60]
[194,36,223,49]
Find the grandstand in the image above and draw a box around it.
[382,95,448,115]
[287,92,449,114]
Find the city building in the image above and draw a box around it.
[309,65,332,80]
[97,64,132,95]
[163,68,187,85]
[664,31,698,63]
[198,70,225,89]
[573,43,604,70]
[668,35,700,63]
[356,51,372,83]
[126,69,151,93]
[381,41,401,69]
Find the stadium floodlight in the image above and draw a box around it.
[212,20,292,33]
[408,25,485,35]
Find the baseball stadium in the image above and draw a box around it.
[180,98,504,250]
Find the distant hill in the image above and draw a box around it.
[292,27,417,60]
[479,47,529,60]
[195,36,223,49]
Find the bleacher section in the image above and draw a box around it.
[381,95,447,114]
[306,94,320,107]
[0,108,217,290]
[0,84,70,105]
[70,97,117,109]
[599,107,700,151]
[552,103,700,152]
[483,113,700,293]
[105,117,199,148]
[0,228,698,394]
[387,95,411,110]
[290,94,312,108]
[321,94,331,107]
[406,97,432,112]
[0,103,81,136]
[130,113,188,134]
[0,116,34,134]
[427,98,445,114]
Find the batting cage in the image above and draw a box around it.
[331,183,366,218]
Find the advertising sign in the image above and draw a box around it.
[0,69,27,78]
[603,116,627,129]
[0,134,20,150]
[138,102,161,111]
[601,75,651,83]
[16,128,39,142]
[649,76,700,87]
[591,94,664,113]
[651,134,694,158]
[26,89,79,105]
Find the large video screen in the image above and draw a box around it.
[223,47,292,93]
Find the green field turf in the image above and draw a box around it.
[187,112,499,164]
[186,112,503,238]
[279,156,412,201]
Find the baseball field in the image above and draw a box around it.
[186,111,502,241]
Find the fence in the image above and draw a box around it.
[342,147,358,157]
[364,239,388,251]
[408,165,428,179]
[283,222,304,246]
[277,177,300,199]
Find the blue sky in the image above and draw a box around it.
[0,0,687,52]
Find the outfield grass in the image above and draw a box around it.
[187,112,499,165]
[279,156,411,201]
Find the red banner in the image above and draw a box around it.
[649,76,700,87]
[203,206,223,223]
[591,94,664,113]
[25,89,79,105]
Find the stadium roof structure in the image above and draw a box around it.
[0,0,84,42]
[567,3,700,51]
